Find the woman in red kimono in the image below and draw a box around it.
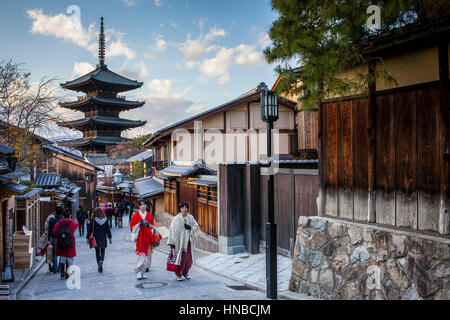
[130,200,160,280]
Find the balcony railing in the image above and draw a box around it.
[152,160,169,170]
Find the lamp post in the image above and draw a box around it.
[260,82,278,300]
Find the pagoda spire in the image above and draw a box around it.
[98,17,106,67]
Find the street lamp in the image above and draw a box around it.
[259,82,278,300]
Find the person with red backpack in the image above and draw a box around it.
[52,208,78,279]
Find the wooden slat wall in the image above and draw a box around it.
[297,110,319,150]
[322,84,443,233]
[395,91,418,229]
[417,87,440,232]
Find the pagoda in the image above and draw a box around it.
[58,17,146,154]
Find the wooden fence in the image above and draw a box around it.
[321,82,447,233]
[219,163,319,253]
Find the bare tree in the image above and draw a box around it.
[0,59,61,167]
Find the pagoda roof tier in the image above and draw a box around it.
[61,65,143,93]
[59,116,147,130]
[58,136,129,148]
[59,96,145,111]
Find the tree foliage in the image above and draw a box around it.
[130,160,144,180]
[106,141,142,158]
[0,59,60,167]
[264,0,450,110]
[131,134,151,149]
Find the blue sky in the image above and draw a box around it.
[0,0,281,138]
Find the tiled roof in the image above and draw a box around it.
[58,136,129,148]
[0,144,15,156]
[134,176,164,198]
[127,150,153,162]
[85,153,130,166]
[159,160,216,178]
[2,182,28,194]
[60,116,146,128]
[16,188,42,200]
[186,174,218,188]
[35,172,61,187]
[61,66,143,89]
[60,97,145,109]
[43,144,84,161]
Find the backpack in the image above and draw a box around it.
[57,221,73,250]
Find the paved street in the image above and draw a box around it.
[17,217,268,300]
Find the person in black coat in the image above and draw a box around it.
[105,203,115,229]
[86,207,112,272]
[76,206,86,236]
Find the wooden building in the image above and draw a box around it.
[133,176,164,214]
[159,161,217,238]
[58,17,146,154]
[289,13,450,300]
[144,82,298,173]
[0,145,28,277]
[39,145,100,211]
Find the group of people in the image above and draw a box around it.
[38,199,199,282]
[130,200,199,281]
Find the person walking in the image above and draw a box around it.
[130,200,159,280]
[37,211,55,272]
[105,203,114,229]
[47,206,64,273]
[85,209,93,232]
[86,207,112,273]
[52,208,78,279]
[76,206,86,236]
[167,202,199,281]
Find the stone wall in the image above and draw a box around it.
[289,216,450,300]
[155,211,218,253]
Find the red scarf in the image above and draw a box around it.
[130,211,155,256]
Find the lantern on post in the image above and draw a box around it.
[259,82,279,300]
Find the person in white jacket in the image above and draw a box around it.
[167,202,199,281]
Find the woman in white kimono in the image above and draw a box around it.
[167,202,199,281]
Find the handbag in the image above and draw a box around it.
[88,220,97,249]
[131,224,139,243]
[167,247,179,272]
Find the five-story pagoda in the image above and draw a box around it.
[58,17,146,154]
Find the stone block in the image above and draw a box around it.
[292,258,309,281]
[433,289,450,300]
[319,266,334,292]
[375,250,388,263]
[401,283,421,300]
[386,259,410,292]
[298,216,310,228]
[432,261,450,279]
[309,217,328,235]
[299,247,323,268]
[289,276,300,292]
[389,234,408,258]
[362,228,374,242]
[408,238,425,254]
[332,247,351,271]
[345,265,363,281]
[328,222,347,239]
[369,289,386,300]
[343,281,359,300]
[297,229,313,248]
[375,231,390,250]
[405,256,439,298]
[310,268,319,283]
[385,280,401,300]
[350,245,370,264]
[348,226,362,245]
[311,233,329,249]
[322,240,336,257]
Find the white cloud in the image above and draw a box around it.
[178,28,226,68]
[27,8,136,61]
[169,21,177,28]
[71,61,95,78]
[145,34,167,59]
[197,33,269,85]
[154,0,164,7]
[117,61,149,80]
[27,9,96,53]
[122,79,198,135]
[195,18,209,30]
[123,0,137,6]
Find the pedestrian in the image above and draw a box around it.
[86,209,93,232]
[52,208,78,279]
[130,200,159,280]
[76,206,86,236]
[117,200,124,228]
[105,203,114,229]
[48,206,64,273]
[129,201,134,225]
[113,201,119,227]
[37,211,55,272]
[167,202,199,281]
[86,207,112,273]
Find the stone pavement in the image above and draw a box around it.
[15,216,315,300]
[16,217,267,300]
